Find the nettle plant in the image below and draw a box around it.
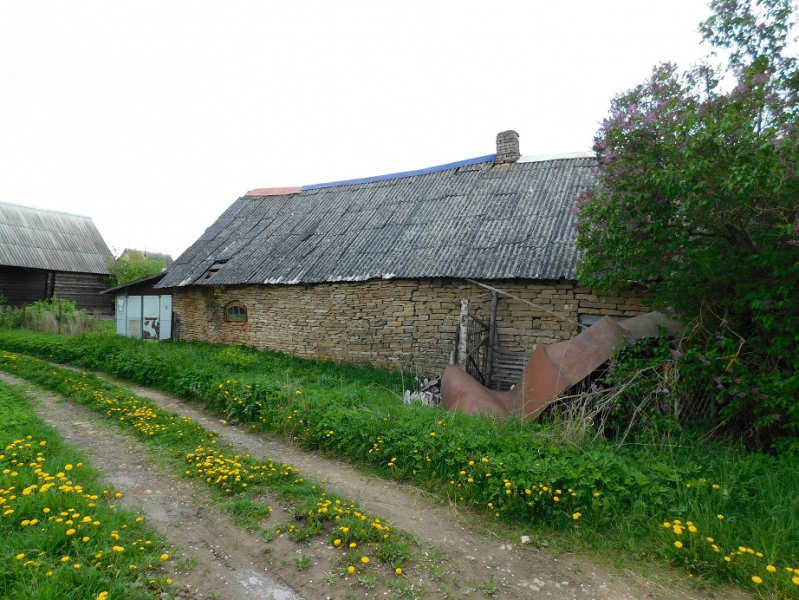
[577,0,799,452]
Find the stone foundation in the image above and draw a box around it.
[173,278,648,380]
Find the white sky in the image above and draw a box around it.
[0,1,712,260]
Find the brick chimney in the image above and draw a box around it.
[494,130,520,165]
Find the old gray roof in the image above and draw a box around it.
[0,201,112,274]
[159,156,595,288]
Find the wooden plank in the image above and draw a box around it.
[485,291,498,388]
[457,298,469,369]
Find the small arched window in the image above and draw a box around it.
[225,301,248,323]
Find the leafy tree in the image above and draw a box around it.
[106,250,165,288]
[577,0,799,451]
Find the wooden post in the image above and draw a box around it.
[485,291,498,388]
[457,298,469,369]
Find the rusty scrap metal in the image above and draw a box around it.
[441,312,682,420]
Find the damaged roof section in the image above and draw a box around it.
[158,155,595,288]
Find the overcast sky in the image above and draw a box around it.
[0,1,712,260]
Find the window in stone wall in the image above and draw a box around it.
[225,301,248,323]
[578,314,626,327]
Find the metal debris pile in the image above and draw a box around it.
[402,377,441,406]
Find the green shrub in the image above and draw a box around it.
[0,296,98,335]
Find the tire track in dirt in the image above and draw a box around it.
[2,368,751,599]
[111,378,747,600]
[1,372,300,600]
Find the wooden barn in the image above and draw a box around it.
[0,201,113,315]
[157,132,647,386]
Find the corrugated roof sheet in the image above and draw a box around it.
[0,201,112,274]
[159,157,595,288]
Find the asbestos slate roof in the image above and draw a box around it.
[0,201,112,274]
[159,156,595,288]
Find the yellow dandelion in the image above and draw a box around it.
[15,553,24,560]
[674,541,683,549]
[793,576,799,585]
[333,539,341,547]
[767,565,777,572]
[161,554,169,560]
[347,566,355,574]
[361,556,369,564]
[752,576,763,585]
[396,567,402,575]
[572,512,582,520]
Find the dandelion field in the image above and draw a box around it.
[0,380,173,600]
[0,349,420,593]
[0,329,797,597]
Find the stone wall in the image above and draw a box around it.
[173,278,648,379]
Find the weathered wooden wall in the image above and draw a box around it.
[0,266,112,315]
[53,272,112,315]
[0,266,48,306]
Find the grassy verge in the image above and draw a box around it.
[0,349,420,592]
[0,377,173,600]
[1,330,798,597]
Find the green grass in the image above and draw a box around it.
[1,329,798,596]
[0,379,173,600]
[0,348,419,585]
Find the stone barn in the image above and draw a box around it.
[0,201,113,316]
[158,132,646,387]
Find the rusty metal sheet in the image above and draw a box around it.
[441,312,681,420]
[245,187,302,196]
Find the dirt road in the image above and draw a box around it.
[1,371,749,599]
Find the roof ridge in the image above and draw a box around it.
[0,200,94,220]
[517,151,595,163]
[302,154,495,191]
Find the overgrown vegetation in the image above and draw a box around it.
[105,250,165,288]
[0,297,98,336]
[577,0,799,452]
[0,331,796,596]
[0,377,173,599]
